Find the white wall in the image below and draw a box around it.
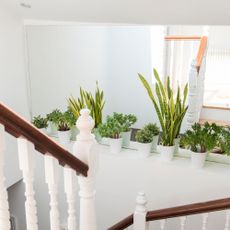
[0,5,29,188]
[26,25,109,116]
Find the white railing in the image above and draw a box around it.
[0,108,98,230]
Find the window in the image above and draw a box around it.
[204,47,230,108]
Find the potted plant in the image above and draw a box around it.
[46,109,61,136]
[52,110,76,144]
[113,113,137,147]
[68,82,105,142]
[32,115,48,133]
[98,115,122,154]
[139,68,188,161]
[180,122,218,168]
[143,123,160,153]
[135,128,153,157]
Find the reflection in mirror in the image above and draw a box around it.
[26,25,230,141]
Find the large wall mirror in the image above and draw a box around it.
[26,25,230,131]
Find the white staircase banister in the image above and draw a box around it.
[74,109,99,230]
[133,192,148,230]
[0,124,10,230]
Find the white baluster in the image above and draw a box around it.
[187,59,198,130]
[160,219,166,230]
[45,155,60,230]
[180,216,187,230]
[17,137,38,230]
[202,213,208,230]
[224,210,230,230]
[0,124,10,230]
[64,166,77,230]
[74,109,99,230]
[133,192,148,230]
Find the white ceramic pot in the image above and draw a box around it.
[109,138,122,154]
[94,128,102,143]
[58,130,71,145]
[159,145,175,162]
[137,142,152,158]
[70,126,79,141]
[121,131,132,147]
[191,151,207,169]
[39,128,47,134]
[174,137,180,155]
[151,135,159,153]
[47,121,58,136]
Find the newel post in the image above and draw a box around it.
[133,192,149,230]
[73,109,99,230]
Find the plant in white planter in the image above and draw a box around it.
[135,128,153,157]
[98,115,122,154]
[53,110,76,145]
[68,82,105,142]
[46,109,62,136]
[181,122,218,168]
[217,126,230,157]
[113,113,137,147]
[32,115,48,133]
[143,123,160,153]
[139,68,188,161]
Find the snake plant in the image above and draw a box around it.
[67,87,85,119]
[67,82,105,128]
[139,68,188,146]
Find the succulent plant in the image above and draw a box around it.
[32,115,48,129]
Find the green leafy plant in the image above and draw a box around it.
[82,82,105,128]
[67,88,85,119]
[139,68,188,146]
[180,122,218,153]
[46,109,62,123]
[135,129,153,143]
[98,115,122,139]
[113,113,137,132]
[52,110,76,131]
[32,115,48,129]
[217,126,230,155]
[68,82,105,128]
[143,123,160,136]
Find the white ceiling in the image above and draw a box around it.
[2,0,230,25]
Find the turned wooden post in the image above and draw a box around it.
[187,59,199,130]
[74,109,99,230]
[0,124,10,230]
[45,155,60,230]
[133,192,149,230]
[17,137,38,230]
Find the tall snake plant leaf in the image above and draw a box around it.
[139,69,188,146]
[138,73,165,132]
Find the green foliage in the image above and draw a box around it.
[180,122,218,153]
[67,82,105,128]
[135,129,153,143]
[67,88,85,119]
[32,115,48,129]
[82,82,105,128]
[98,114,122,139]
[138,68,188,146]
[143,123,160,136]
[113,112,137,132]
[52,110,76,131]
[217,126,230,155]
[46,109,62,122]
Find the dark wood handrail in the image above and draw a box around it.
[108,197,230,230]
[0,103,88,176]
[196,36,208,72]
[165,36,202,41]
